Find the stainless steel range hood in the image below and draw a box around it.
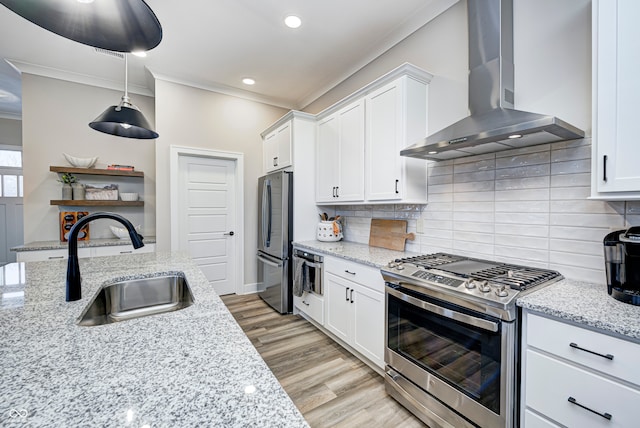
[401,0,584,161]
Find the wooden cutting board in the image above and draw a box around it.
[369,219,415,251]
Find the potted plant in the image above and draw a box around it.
[58,173,77,200]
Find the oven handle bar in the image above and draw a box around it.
[387,287,499,333]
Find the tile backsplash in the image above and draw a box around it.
[319,138,637,284]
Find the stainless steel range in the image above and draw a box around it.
[381,253,563,428]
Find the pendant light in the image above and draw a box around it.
[0,0,162,53]
[89,54,159,139]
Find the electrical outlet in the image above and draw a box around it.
[416,217,424,234]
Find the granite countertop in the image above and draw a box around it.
[293,240,420,268]
[0,253,307,427]
[517,279,640,342]
[295,240,640,343]
[11,237,157,252]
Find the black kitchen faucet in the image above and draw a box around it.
[66,212,144,301]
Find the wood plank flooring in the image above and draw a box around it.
[221,293,425,428]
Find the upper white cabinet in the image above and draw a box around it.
[591,0,640,199]
[263,120,292,173]
[315,64,431,205]
[316,99,365,203]
[366,76,428,202]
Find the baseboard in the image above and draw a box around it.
[237,282,261,295]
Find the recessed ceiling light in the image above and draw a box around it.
[242,78,256,85]
[284,15,302,29]
[508,134,523,139]
[428,151,438,155]
[131,51,147,58]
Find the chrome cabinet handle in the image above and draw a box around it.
[350,289,354,303]
[569,342,614,360]
[568,397,612,420]
[345,287,350,301]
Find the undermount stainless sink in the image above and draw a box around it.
[77,273,195,326]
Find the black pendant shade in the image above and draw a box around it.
[90,105,159,139]
[0,0,162,52]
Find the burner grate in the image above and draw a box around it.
[471,265,562,291]
[400,253,465,268]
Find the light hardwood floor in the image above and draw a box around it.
[221,293,425,428]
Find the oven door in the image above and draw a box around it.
[385,285,515,428]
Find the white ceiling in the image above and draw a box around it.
[0,0,457,119]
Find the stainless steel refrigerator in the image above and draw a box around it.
[257,170,293,313]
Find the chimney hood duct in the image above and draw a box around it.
[401,0,584,161]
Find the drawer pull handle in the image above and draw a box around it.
[119,251,133,254]
[350,289,354,303]
[345,270,356,275]
[345,287,350,301]
[301,300,310,306]
[48,256,64,259]
[569,342,614,360]
[568,396,612,420]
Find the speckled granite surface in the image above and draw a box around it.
[293,240,420,268]
[517,279,640,342]
[11,237,157,252]
[0,253,308,427]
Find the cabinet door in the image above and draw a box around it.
[594,0,640,192]
[336,100,365,202]
[316,114,340,202]
[91,243,155,257]
[351,283,385,369]
[263,130,278,173]
[366,80,403,201]
[275,121,292,170]
[324,272,350,343]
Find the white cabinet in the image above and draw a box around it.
[324,256,385,369]
[293,291,324,325]
[365,76,427,203]
[263,121,292,173]
[521,310,640,427]
[591,0,640,199]
[316,100,365,203]
[16,243,155,262]
[315,64,431,204]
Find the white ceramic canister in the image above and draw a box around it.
[316,221,343,242]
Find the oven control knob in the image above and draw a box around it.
[464,280,476,289]
[396,264,405,271]
[388,262,397,268]
[495,285,509,298]
[478,280,491,293]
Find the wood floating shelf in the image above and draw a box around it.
[50,200,144,207]
[50,166,144,178]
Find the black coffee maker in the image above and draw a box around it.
[604,227,640,305]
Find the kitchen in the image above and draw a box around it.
[1,0,639,427]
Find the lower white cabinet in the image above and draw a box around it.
[293,291,324,325]
[16,243,155,262]
[323,256,385,369]
[521,310,640,427]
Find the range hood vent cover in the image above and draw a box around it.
[401,0,584,161]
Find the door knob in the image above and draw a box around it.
[224,231,235,236]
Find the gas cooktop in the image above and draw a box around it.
[381,252,564,320]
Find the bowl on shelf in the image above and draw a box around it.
[109,224,142,239]
[63,153,98,168]
[120,192,139,201]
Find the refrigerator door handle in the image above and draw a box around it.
[261,179,268,248]
[257,254,283,268]
[266,179,272,247]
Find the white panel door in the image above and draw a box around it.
[0,166,23,266]
[178,156,236,295]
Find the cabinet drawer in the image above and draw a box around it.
[527,313,640,386]
[16,248,91,262]
[91,243,155,257]
[294,292,324,325]
[324,256,384,293]
[525,349,640,428]
[523,410,561,428]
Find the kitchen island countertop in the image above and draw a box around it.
[11,236,157,252]
[0,253,308,427]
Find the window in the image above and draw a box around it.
[0,147,23,198]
